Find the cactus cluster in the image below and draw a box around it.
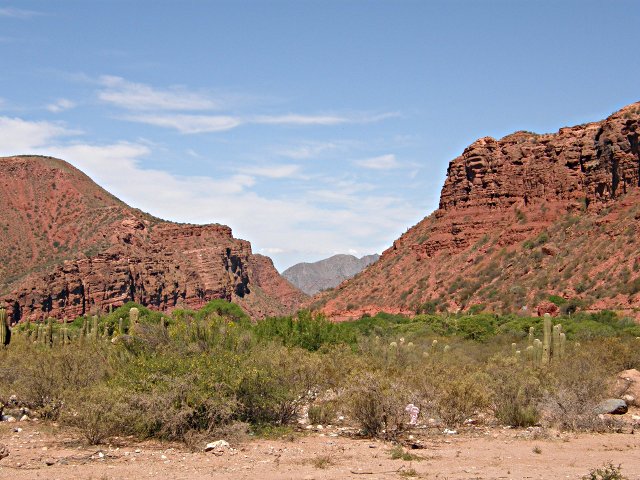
[523,315,566,368]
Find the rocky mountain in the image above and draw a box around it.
[0,156,307,323]
[282,254,380,295]
[313,102,640,321]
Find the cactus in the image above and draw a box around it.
[542,314,552,366]
[443,344,451,353]
[533,338,543,368]
[129,307,139,334]
[526,345,534,365]
[0,308,10,347]
[80,318,88,344]
[118,317,124,335]
[559,332,566,359]
[35,323,41,342]
[528,326,534,347]
[45,318,53,347]
[552,324,562,361]
[92,316,99,341]
[511,342,517,355]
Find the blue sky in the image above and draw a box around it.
[0,1,638,270]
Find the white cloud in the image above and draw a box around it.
[252,114,349,126]
[0,115,420,270]
[355,153,400,170]
[0,116,76,154]
[98,75,218,111]
[0,7,41,18]
[46,98,76,113]
[240,164,301,179]
[124,114,242,133]
[275,141,341,160]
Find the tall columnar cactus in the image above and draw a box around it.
[129,307,139,334]
[525,345,534,366]
[46,318,53,347]
[542,314,552,366]
[80,318,88,344]
[552,324,561,360]
[511,342,517,355]
[118,317,124,335]
[92,316,99,341]
[528,326,534,347]
[533,338,543,368]
[560,332,566,358]
[0,308,10,347]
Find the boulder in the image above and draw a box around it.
[594,398,628,415]
[536,302,559,317]
[614,369,640,407]
[205,440,230,453]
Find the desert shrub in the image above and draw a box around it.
[253,311,356,351]
[431,369,491,427]
[0,338,111,418]
[308,401,338,425]
[543,346,614,431]
[236,346,321,425]
[583,463,628,480]
[548,295,567,306]
[486,355,542,427]
[344,370,411,439]
[456,314,496,341]
[62,385,127,444]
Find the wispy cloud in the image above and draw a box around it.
[98,75,218,111]
[0,7,42,19]
[46,98,76,113]
[124,113,242,133]
[275,141,340,160]
[355,153,400,170]
[123,111,396,134]
[252,114,349,126]
[239,164,301,179]
[95,76,399,135]
[254,112,399,126]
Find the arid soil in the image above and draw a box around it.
[2,420,640,479]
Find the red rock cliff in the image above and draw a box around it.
[315,102,640,319]
[0,156,307,323]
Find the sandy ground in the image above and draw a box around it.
[1,421,640,480]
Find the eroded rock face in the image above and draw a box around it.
[315,103,640,319]
[0,156,306,322]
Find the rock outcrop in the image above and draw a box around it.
[0,156,306,322]
[282,254,380,295]
[314,102,640,319]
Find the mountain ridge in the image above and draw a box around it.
[0,155,307,323]
[282,253,379,295]
[313,102,640,321]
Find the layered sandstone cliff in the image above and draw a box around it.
[316,103,640,320]
[0,156,306,323]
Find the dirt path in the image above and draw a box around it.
[1,422,639,479]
